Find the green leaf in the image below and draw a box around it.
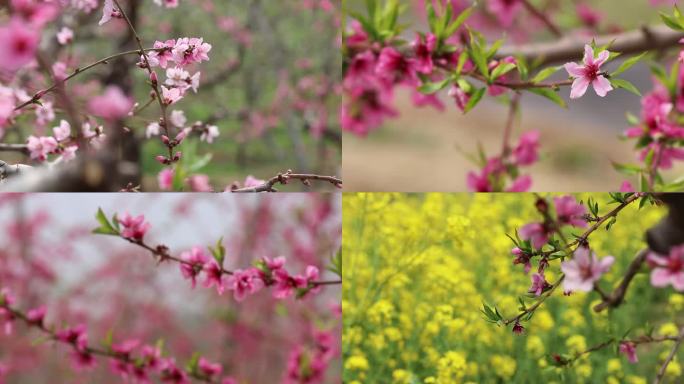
[516,55,529,81]
[93,207,118,235]
[443,6,473,38]
[208,237,226,266]
[463,87,485,113]
[612,162,643,175]
[625,112,640,126]
[490,62,516,81]
[531,66,560,84]
[611,52,647,76]
[327,248,343,277]
[417,78,450,94]
[610,78,641,96]
[468,31,489,80]
[528,88,567,108]
[425,0,438,34]
[661,12,684,31]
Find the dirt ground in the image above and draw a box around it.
[343,89,684,192]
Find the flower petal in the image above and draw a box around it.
[592,76,613,97]
[583,45,595,65]
[570,77,590,99]
[564,62,585,78]
[594,49,610,67]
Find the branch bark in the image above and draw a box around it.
[495,25,684,66]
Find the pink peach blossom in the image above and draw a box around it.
[564,45,613,99]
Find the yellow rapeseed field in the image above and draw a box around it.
[343,193,684,383]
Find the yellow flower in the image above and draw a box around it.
[345,354,369,372]
[534,310,555,331]
[435,351,467,384]
[666,361,682,377]
[526,335,545,356]
[658,322,679,337]
[393,369,411,384]
[566,335,587,354]
[490,355,516,379]
[625,375,647,384]
[606,358,622,375]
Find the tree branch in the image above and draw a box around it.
[593,249,648,312]
[655,326,684,384]
[231,170,342,192]
[495,25,684,66]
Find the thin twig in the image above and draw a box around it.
[1,304,216,383]
[231,170,343,193]
[520,0,563,37]
[14,49,159,111]
[655,326,684,384]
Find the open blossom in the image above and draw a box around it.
[553,195,587,227]
[180,246,210,289]
[560,247,615,292]
[56,324,89,352]
[99,0,115,26]
[26,135,58,161]
[226,268,264,301]
[171,37,212,66]
[198,357,222,377]
[564,45,613,99]
[648,245,684,291]
[619,341,638,363]
[203,260,226,295]
[56,26,74,45]
[53,119,71,141]
[161,86,183,105]
[26,305,46,326]
[528,273,550,296]
[88,86,134,120]
[118,213,150,241]
[200,125,219,143]
[519,222,549,249]
[0,18,40,71]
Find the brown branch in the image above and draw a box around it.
[495,25,684,66]
[14,49,159,111]
[116,234,341,288]
[0,143,28,154]
[655,326,684,384]
[520,0,562,38]
[230,170,342,193]
[1,304,216,383]
[593,249,648,312]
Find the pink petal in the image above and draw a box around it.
[583,45,595,65]
[651,268,671,287]
[564,62,585,78]
[598,255,615,272]
[594,50,610,67]
[570,77,590,99]
[592,76,613,97]
[672,272,684,292]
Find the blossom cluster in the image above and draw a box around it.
[101,210,336,303]
[0,288,237,384]
[467,130,539,192]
